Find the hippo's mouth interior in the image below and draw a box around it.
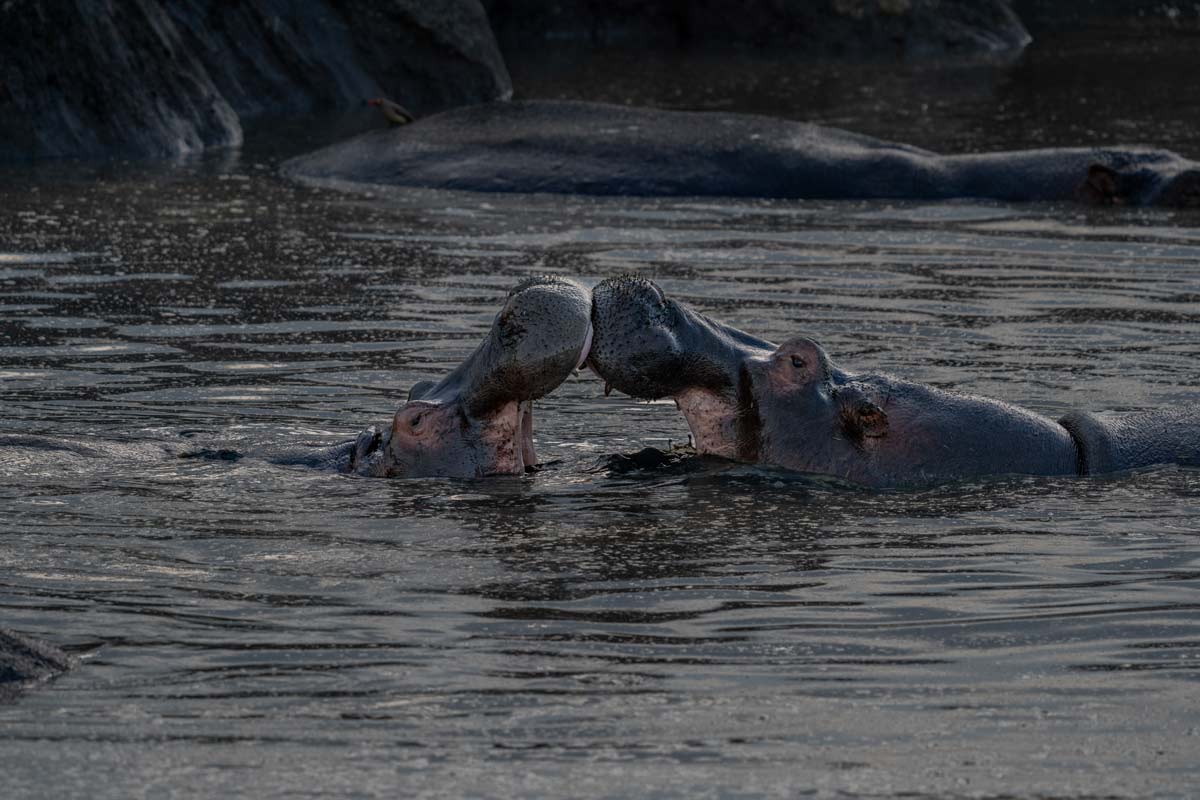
[485,322,591,476]
[517,400,536,473]
[576,322,593,371]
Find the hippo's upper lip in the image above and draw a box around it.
[588,275,774,400]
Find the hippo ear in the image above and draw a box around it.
[839,396,888,441]
[407,380,435,402]
[1078,164,1122,205]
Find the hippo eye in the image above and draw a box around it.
[409,413,424,430]
[791,355,806,369]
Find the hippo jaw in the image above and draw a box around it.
[589,275,775,460]
[378,397,537,478]
[354,276,592,478]
[590,277,872,469]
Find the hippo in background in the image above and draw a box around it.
[285,100,1200,207]
[587,276,1200,488]
[0,628,74,701]
[294,275,593,478]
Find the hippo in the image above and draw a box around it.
[284,100,1200,207]
[587,276,1200,488]
[0,628,74,701]
[319,275,593,478]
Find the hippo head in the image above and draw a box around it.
[589,276,884,469]
[1080,160,1200,208]
[588,275,775,460]
[351,276,592,478]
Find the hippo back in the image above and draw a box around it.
[1060,408,1200,475]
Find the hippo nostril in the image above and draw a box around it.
[410,413,424,429]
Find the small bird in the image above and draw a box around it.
[367,97,414,126]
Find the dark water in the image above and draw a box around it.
[2,33,1200,799]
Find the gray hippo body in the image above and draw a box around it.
[588,276,1200,488]
[0,628,73,700]
[285,100,1200,206]
[305,275,593,479]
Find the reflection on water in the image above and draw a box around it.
[2,34,1200,800]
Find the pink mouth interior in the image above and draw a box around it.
[575,322,593,371]
[499,323,592,475]
[519,401,536,470]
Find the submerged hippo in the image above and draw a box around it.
[324,275,592,478]
[285,100,1200,207]
[0,628,73,701]
[588,276,1200,488]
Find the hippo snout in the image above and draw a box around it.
[590,275,776,401]
[588,276,685,399]
[349,275,592,479]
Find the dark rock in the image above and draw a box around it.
[0,628,74,700]
[482,0,1030,59]
[0,0,240,161]
[0,0,511,161]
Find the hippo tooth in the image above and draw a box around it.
[575,322,593,371]
[604,381,613,397]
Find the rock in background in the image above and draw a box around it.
[481,0,1032,59]
[0,0,511,161]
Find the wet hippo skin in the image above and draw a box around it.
[588,276,1200,488]
[285,275,593,479]
[284,100,1200,206]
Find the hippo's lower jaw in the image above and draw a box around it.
[348,399,539,478]
[590,276,1200,488]
[674,388,744,461]
[477,400,538,476]
[347,276,592,479]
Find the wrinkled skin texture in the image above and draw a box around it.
[589,276,1200,488]
[342,276,592,478]
[0,628,74,702]
[285,100,1200,207]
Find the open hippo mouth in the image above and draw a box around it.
[350,276,592,478]
[587,275,775,461]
